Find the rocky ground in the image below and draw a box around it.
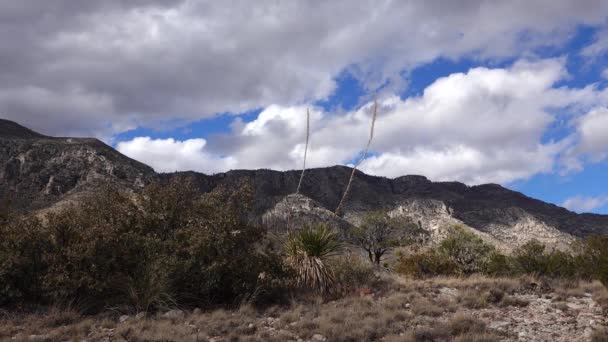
[2,275,607,342]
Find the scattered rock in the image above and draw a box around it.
[311,334,327,341]
[489,321,510,329]
[162,309,185,320]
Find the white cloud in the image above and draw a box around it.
[562,107,608,171]
[577,107,608,159]
[116,137,236,173]
[117,59,608,184]
[562,195,608,213]
[602,68,608,80]
[2,1,608,136]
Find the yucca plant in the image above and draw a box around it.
[284,225,342,294]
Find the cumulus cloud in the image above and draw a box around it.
[577,108,608,160]
[562,195,608,213]
[1,0,608,136]
[116,137,236,173]
[561,107,608,172]
[117,59,608,184]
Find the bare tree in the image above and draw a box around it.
[335,98,377,215]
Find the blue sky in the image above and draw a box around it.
[113,25,608,214]
[2,1,608,213]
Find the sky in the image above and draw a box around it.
[1,1,608,214]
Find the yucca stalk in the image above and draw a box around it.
[296,108,310,194]
[285,225,342,294]
[335,97,378,215]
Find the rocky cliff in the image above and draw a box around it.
[0,119,154,210]
[1,119,607,249]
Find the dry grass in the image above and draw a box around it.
[591,327,608,342]
[1,275,605,341]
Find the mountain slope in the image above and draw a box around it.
[0,119,154,210]
[163,167,608,238]
[1,119,606,248]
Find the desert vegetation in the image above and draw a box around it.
[1,181,608,341]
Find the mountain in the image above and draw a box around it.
[1,119,607,249]
[0,119,154,210]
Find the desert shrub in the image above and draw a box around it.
[395,250,458,278]
[351,211,426,266]
[331,254,375,293]
[484,251,515,277]
[41,187,148,309]
[396,227,498,277]
[510,240,579,279]
[0,180,290,311]
[0,215,50,305]
[512,240,549,275]
[439,226,495,275]
[546,249,578,278]
[578,236,608,288]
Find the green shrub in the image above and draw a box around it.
[545,249,578,279]
[331,254,375,293]
[395,250,458,278]
[484,251,515,277]
[510,240,578,279]
[351,211,426,266]
[579,236,608,288]
[439,226,495,275]
[0,215,50,305]
[512,240,549,276]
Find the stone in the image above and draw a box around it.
[489,321,510,329]
[162,309,185,320]
[119,315,130,323]
[312,334,327,342]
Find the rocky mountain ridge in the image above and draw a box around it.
[1,118,606,249]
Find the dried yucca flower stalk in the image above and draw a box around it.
[335,98,378,215]
[296,108,310,194]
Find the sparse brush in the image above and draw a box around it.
[285,225,342,294]
[335,97,378,215]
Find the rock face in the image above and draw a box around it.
[262,193,354,239]
[1,119,607,249]
[166,168,606,249]
[0,119,154,210]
